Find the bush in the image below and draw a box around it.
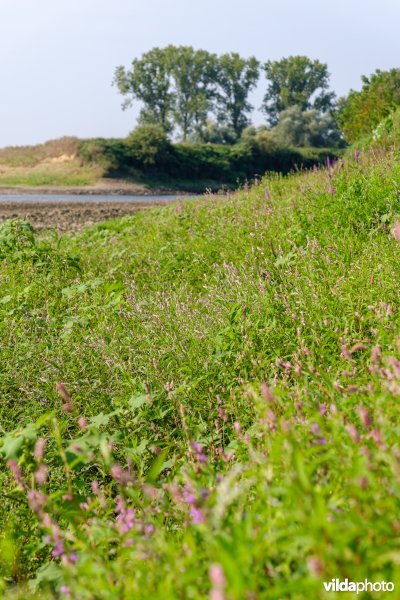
[78,136,342,184]
[77,139,128,174]
[126,124,172,167]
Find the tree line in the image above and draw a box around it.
[113,47,338,144]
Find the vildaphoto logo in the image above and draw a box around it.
[323,579,394,594]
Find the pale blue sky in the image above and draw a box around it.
[1,0,399,146]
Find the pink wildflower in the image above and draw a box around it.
[392,221,400,242]
[7,459,25,488]
[77,417,88,431]
[209,564,226,600]
[34,438,46,462]
[111,464,132,486]
[35,464,48,486]
[190,506,205,524]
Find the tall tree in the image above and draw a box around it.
[262,56,335,126]
[270,105,343,148]
[337,69,400,143]
[113,47,174,133]
[214,53,260,140]
[167,46,217,141]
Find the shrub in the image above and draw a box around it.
[126,124,172,167]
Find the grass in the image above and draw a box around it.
[1,148,400,598]
[0,172,96,187]
[0,137,100,188]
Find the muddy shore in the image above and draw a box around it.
[0,180,184,197]
[0,199,171,231]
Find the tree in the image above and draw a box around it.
[214,53,260,140]
[262,56,335,126]
[167,46,217,141]
[337,69,400,143]
[270,105,343,147]
[190,120,237,145]
[113,48,174,133]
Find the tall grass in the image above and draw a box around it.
[1,150,400,598]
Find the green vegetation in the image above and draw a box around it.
[0,172,95,187]
[114,47,340,145]
[77,132,342,184]
[0,137,100,188]
[337,68,400,143]
[1,135,400,597]
[114,46,262,141]
[262,56,336,126]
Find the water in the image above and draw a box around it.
[0,194,192,203]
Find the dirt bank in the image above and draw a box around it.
[0,199,171,231]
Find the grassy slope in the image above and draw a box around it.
[0,137,342,193]
[0,137,240,191]
[0,138,100,187]
[1,150,400,597]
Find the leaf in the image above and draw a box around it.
[0,435,25,460]
[30,561,62,591]
[89,413,112,429]
[128,394,148,411]
[146,449,171,483]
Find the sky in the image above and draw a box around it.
[0,0,399,147]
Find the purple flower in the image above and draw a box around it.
[182,488,197,506]
[328,184,335,195]
[190,506,205,524]
[310,423,321,436]
[68,553,78,564]
[264,188,271,201]
[116,508,135,534]
[60,586,71,596]
[191,441,207,463]
[111,464,132,486]
[52,538,65,558]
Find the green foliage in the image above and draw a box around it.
[113,48,175,132]
[126,124,171,167]
[337,69,400,143]
[3,145,400,597]
[113,46,260,142]
[191,120,238,145]
[78,136,340,183]
[167,46,218,141]
[262,56,336,125]
[270,105,344,148]
[214,52,260,139]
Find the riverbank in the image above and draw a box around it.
[0,179,191,197]
[0,198,171,230]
